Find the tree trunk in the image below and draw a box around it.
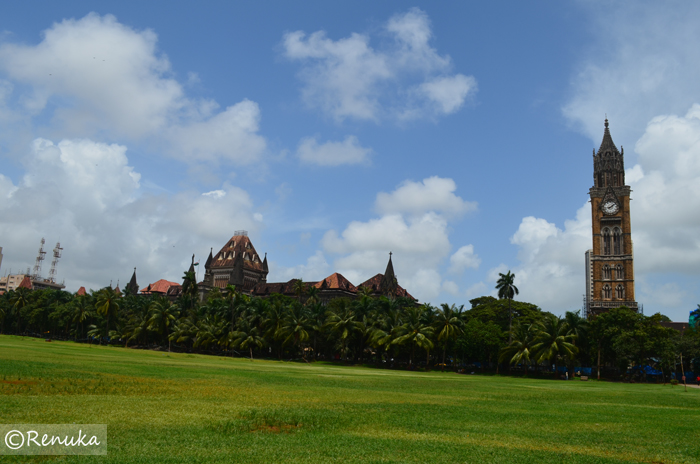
[597,342,602,380]
[442,345,446,372]
[250,346,254,361]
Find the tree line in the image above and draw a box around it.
[1,270,698,381]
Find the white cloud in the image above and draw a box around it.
[282,8,476,122]
[449,245,481,273]
[321,176,476,302]
[0,137,261,291]
[0,13,265,164]
[563,2,700,143]
[269,250,330,282]
[375,176,476,217]
[297,135,371,166]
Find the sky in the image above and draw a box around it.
[1,1,699,321]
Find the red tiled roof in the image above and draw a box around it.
[17,276,33,290]
[313,273,357,292]
[358,274,414,300]
[210,234,265,271]
[76,287,86,296]
[141,279,180,294]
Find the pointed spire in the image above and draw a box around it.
[598,117,619,155]
[188,253,195,274]
[263,252,269,272]
[205,248,213,268]
[380,252,397,296]
[126,267,139,295]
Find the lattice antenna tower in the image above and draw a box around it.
[32,238,46,280]
[48,242,63,283]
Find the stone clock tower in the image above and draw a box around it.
[585,119,638,318]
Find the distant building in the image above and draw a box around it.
[0,246,3,274]
[585,119,638,318]
[200,231,415,304]
[200,231,269,294]
[0,273,64,292]
[140,279,181,297]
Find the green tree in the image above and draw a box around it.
[499,323,536,375]
[228,317,265,360]
[148,296,179,351]
[70,294,93,340]
[325,300,363,362]
[433,303,464,371]
[531,314,577,378]
[495,271,519,343]
[280,303,312,359]
[9,287,31,334]
[392,305,435,367]
[95,287,120,343]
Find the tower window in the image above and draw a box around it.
[602,265,611,280]
[616,285,625,299]
[616,264,624,280]
[602,285,611,299]
[613,228,622,255]
[602,228,611,255]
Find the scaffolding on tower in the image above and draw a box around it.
[48,242,63,284]
[32,238,46,280]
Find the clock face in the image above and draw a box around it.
[602,200,619,215]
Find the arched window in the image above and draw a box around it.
[602,265,611,280]
[616,285,624,299]
[602,228,611,255]
[616,264,624,280]
[602,285,611,299]
[613,228,622,255]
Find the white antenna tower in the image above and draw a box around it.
[32,238,46,280]
[48,242,63,283]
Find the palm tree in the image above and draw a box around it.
[280,303,312,359]
[495,271,519,343]
[70,295,93,340]
[228,317,265,360]
[392,306,435,367]
[148,296,179,351]
[9,287,31,334]
[181,270,199,312]
[434,303,464,371]
[531,314,578,378]
[292,279,307,304]
[499,323,536,375]
[306,286,320,306]
[325,302,364,362]
[95,287,120,343]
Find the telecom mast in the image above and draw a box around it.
[32,238,46,280]
[48,242,63,283]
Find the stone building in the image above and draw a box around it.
[200,231,415,303]
[200,231,269,294]
[585,119,638,318]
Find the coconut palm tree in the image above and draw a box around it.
[95,287,120,343]
[434,303,464,371]
[392,305,435,367]
[228,317,265,360]
[9,287,31,334]
[531,314,578,378]
[148,296,179,351]
[292,279,307,304]
[280,303,312,359]
[495,271,519,343]
[499,323,536,375]
[325,301,364,362]
[70,295,93,340]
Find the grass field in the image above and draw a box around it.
[0,335,698,463]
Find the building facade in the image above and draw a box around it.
[201,231,269,295]
[585,119,638,318]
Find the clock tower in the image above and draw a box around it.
[585,119,638,318]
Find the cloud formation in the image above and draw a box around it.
[0,138,261,292]
[0,13,266,164]
[297,135,371,166]
[283,8,476,122]
[321,176,477,302]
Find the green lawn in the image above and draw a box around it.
[0,335,698,463]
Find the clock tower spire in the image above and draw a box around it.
[585,119,638,318]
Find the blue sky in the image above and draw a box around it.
[1,1,699,321]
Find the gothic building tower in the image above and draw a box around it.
[585,119,638,318]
